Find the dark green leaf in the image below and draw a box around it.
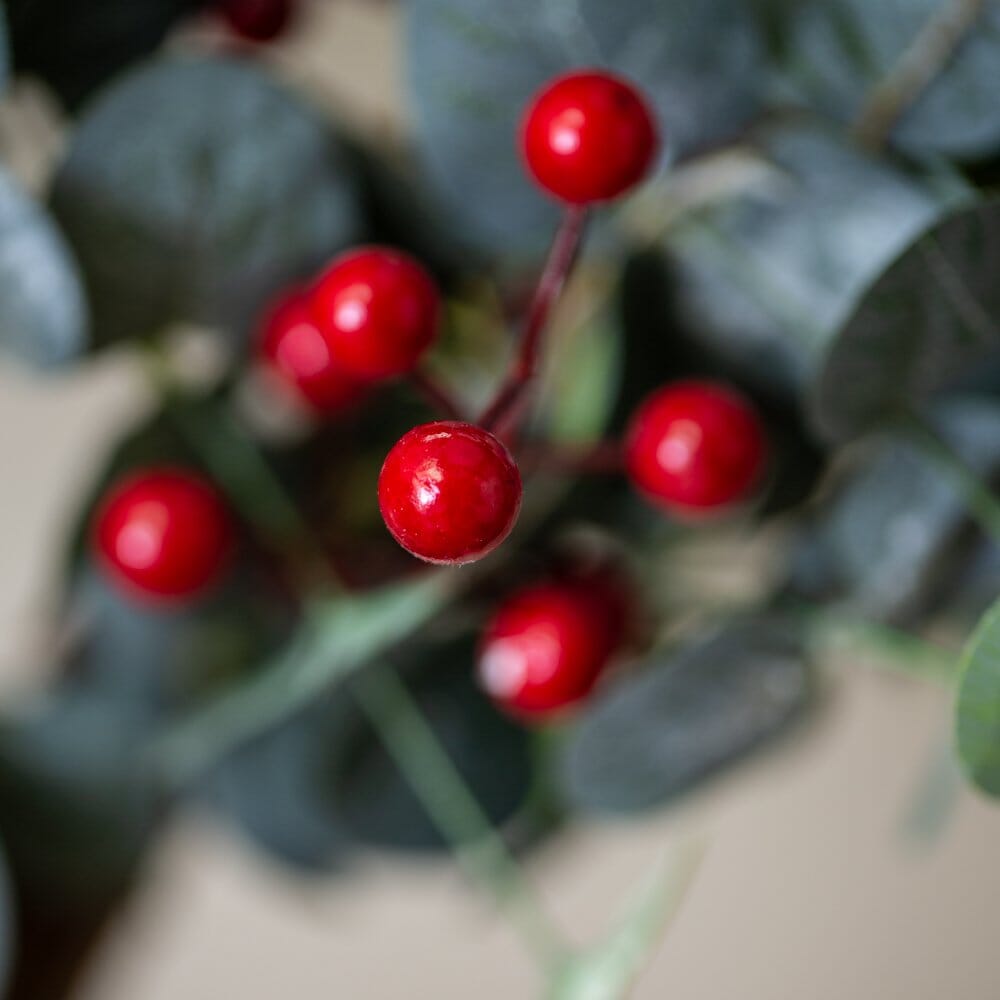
[956,596,1000,796]
[789,396,1000,623]
[667,128,950,396]
[336,639,533,850]
[0,5,9,92]
[558,620,811,814]
[0,836,10,997]
[50,56,361,348]
[7,0,202,111]
[202,697,353,872]
[0,166,88,366]
[789,0,1000,159]
[810,199,1000,442]
[406,0,765,252]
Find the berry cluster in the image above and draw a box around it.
[91,69,769,718]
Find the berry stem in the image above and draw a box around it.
[409,368,465,421]
[903,411,1000,548]
[480,206,588,437]
[520,439,624,477]
[350,666,569,976]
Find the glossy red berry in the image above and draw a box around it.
[478,576,627,719]
[378,421,522,565]
[257,287,366,416]
[218,0,295,42]
[310,247,441,382]
[520,69,658,204]
[625,380,767,516]
[92,468,233,602]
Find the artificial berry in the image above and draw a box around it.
[520,69,658,205]
[624,380,767,515]
[257,287,366,416]
[311,247,441,382]
[477,574,628,719]
[218,0,295,42]
[378,421,522,565]
[92,468,233,602]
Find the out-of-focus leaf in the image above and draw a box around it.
[0,836,11,999]
[558,619,811,814]
[202,697,353,871]
[6,0,202,111]
[667,128,951,396]
[789,0,1000,159]
[336,639,533,850]
[790,397,1000,623]
[0,5,9,92]
[0,167,88,366]
[406,0,765,252]
[50,57,361,349]
[956,596,1000,796]
[811,199,1000,443]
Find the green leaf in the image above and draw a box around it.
[955,596,1000,796]
[789,0,1000,159]
[558,619,812,814]
[152,574,457,788]
[548,841,704,1000]
[336,639,533,851]
[0,166,88,366]
[666,127,951,396]
[50,56,361,349]
[790,396,1000,623]
[7,0,202,111]
[406,0,765,252]
[0,836,10,998]
[810,199,1000,443]
[0,5,9,93]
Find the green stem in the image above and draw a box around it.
[904,411,1000,548]
[350,666,569,975]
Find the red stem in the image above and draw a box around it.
[479,206,588,438]
[519,439,624,477]
[409,369,464,422]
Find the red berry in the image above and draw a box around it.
[478,576,626,719]
[625,380,767,515]
[378,421,521,565]
[311,247,441,382]
[218,0,294,42]
[520,69,658,205]
[92,468,233,602]
[257,287,366,416]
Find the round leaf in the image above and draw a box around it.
[558,620,811,814]
[406,0,765,252]
[810,199,1000,442]
[791,0,1000,159]
[0,167,88,366]
[956,597,1000,796]
[667,128,949,395]
[50,57,361,348]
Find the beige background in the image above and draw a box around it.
[2,3,1000,997]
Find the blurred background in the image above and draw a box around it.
[3,0,1000,997]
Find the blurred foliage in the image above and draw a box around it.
[1,0,1000,994]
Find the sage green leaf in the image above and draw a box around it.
[956,596,1000,796]
[50,57,360,348]
[810,199,1000,443]
[0,167,88,366]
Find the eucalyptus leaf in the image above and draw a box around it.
[0,167,88,366]
[810,199,1000,442]
[956,596,1000,796]
[789,397,1000,623]
[667,128,950,396]
[6,0,202,111]
[406,0,765,252]
[558,620,811,814]
[789,0,1000,159]
[202,697,353,872]
[50,57,361,348]
[336,640,533,850]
